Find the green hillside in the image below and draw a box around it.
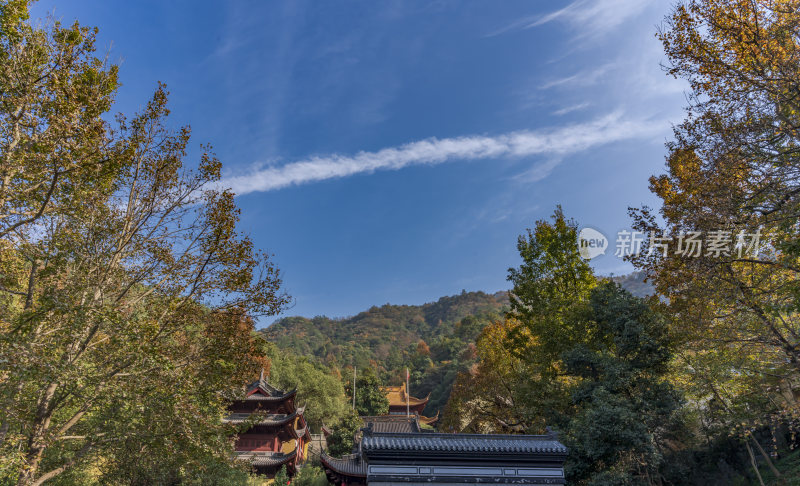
[263,290,508,365]
[611,270,655,297]
[261,290,508,417]
[261,275,653,419]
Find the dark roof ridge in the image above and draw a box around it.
[368,430,558,440]
[236,448,298,467]
[243,387,298,401]
[320,451,368,478]
[224,409,300,426]
[245,371,298,398]
[360,414,417,421]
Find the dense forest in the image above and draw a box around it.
[262,274,651,419]
[262,291,508,416]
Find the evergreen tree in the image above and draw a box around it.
[562,283,682,485]
[261,341,349,430]
[325,409,362,457]
[507,206,598,368]
[344,367,389,417]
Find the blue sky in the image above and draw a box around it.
[32,0,687,324]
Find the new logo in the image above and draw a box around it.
[578,227,608,260]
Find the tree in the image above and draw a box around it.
[507,207,598,363]
[630,0,800,444]
[325,409,362,457]
[441,319,530,433]
[444,209,598,434]
[344,367,388,417]
[261,340,349,430]
[273,466,291,486]
[454,315,488,342]
[562,283,683,485]
[506,207,598,431]
[416,339,431,357]
[292,465,328,486]
[0,5,288,484]
[0,1,118,242]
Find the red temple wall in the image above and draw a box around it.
[230,401,290,414]
[235,433,281,452]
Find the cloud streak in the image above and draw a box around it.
[531,0,651,35]
[221,113,664,195]
[488,0,653,40]
[552,103,591,116]
[540,63,616,90]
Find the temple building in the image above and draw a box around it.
[357,415,427,434]
[380,383,438,426]
[321,420,567,486]
[225,372,311,477]
[321,415,425,486]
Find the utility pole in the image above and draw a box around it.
[406,367,410,416]
[352,366,357,410]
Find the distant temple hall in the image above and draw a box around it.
[380,383,438,425]
[225,372,311,477]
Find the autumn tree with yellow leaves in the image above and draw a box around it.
[622,1,800,482]
[0,2,288,484]
[631,0,800,446]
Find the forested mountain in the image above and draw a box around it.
[262,290,508,417]
[263,290,508,366]
[610,270,655,297]
[262,276,651,419]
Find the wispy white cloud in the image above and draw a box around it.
[489,0,653,40]
[540,63,616,89]
[513,158,565,183]
[533,0,652,35]
[552,102,591,116]
[221,113,665,195]
[484,14,541,38]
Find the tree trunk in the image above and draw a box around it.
[17,382,59,486]
[750,434,781,479]
[746,441,766,486]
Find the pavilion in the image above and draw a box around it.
[225,371,311,477]
[380,383,439,426]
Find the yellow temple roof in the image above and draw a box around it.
[418,411,439,426]
[381,383,430,407]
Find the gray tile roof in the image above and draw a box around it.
[224,410,299,426]
[243,391,296,401]
[244,378,297,401]
[235,449,296,467]
[362,432,567,455]
[225,406,308,431]
[321,452,367,477]
[323,431,567,483]
[361,415,421,434]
